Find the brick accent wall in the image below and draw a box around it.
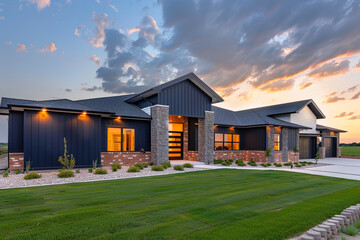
[214,150,267,163]
[101,152,151,166]
[242,150,267,162]
[288,151,299,162]
[274,151,283,163]
[9,153,24,171]
[187,151,198,161]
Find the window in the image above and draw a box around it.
[123,128,135,151]
[107,128,121,151]
[107,127,135,152]
[214,133,240,151]
[274,133,280,151]
[169,123,183,132]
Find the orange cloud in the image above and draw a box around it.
[323,96,346,104]
[299,81,313,90]
[38,43,56,53]
[28,0,51,10]
[351,91,360,100]
[127,28,141,35]
[349,115,360,120]
[308,60,350,78]
[90,54,100,66]
[335,112,354,118]
[16,43,26,52]
[260,79,295,92]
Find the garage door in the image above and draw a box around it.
[324,137,336,158]
[299,136,316,159]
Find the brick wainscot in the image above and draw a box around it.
[9,153,24,171]
[101,152,151,166]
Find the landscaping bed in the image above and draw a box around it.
[1,169,360,239]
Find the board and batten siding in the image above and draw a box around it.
[23,110,101,170]
[288,128,298,151]
[290,106,318,134]
[8,111,24,153]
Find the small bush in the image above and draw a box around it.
[15,169,21,174]
[134,163,146,170]
[236,159,246,166]
[221,161,232,166]
[3,170,9,177]
[25,161,31,174]
[162,162,171,169]
[214,159,223,164]
[173,165,184,171]
[88,168,93,173]
[295,164,302,168]
[228,159,233,163]
[247,160,257,166]
[149,162,154,166]
[94,168,108,174]
[274,163,282,167]
[24,172,42,180]
[355,220,360,229]
[127,166,140,173]
[143,163,148,168]
[92,160,98,170]
[112,163,122,172]
[152,165,164,171]
[58,170,75,178]
[75,169,80,173]
[300,161,307,166]
[260,163,268,167]
[266,163,272,166]
[284,162,292,166]
[183,163,194,168]
[341,225,358,236]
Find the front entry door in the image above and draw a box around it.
[169,123,184,160]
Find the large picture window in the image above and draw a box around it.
[214,133,240,151]
[107,127,135,152]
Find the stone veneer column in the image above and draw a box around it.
[151,105,169,165]
[266,126,275,163]
[198,111,214,164]
[281,127,288,162]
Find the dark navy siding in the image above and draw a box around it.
[188,118,198,151]
[101,118,151,152]
[158,80,212,118]
[23,110,101,170]
[135,95,158,109]
[288,128,298,151]
[241,127,266,150]
[214,126,241,135]
[8,111,24,153]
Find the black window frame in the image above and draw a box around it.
[214,133,240,151]
[107,126,136,152]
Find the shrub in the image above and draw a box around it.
[284,162,292,166]
[127,166,140,173]
[355,220,360,229]
[236,159,246,166]
[183,163,194,168]
[93,160,98,170]
[300,162,307,166]
[295,164,302,168]
[58,138,76,169]
[149,162,154,166]
[266,163,272,166]
[3,170,9,177]
[260,163,268,167]
[152,165,164,171]
[265,147,271,157]
[341,225,358,236]
[173,165,184,171]
[221,161,232,166]
[24,172,41,180]
[228,159,233,163]
[76,169,80,173]
[94,168,108,174]
[247,160,257,166]
[112,163,122,172]
[214,159,223,164]
[58,170,75,178]
[15,169,20,174]
[162,162,171,169]
[25,161,31,174]
[274,163,282,167]
[293,145,299,153]
[88,168,93,173]
[135,163,145,170]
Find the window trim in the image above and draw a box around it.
[274,133,281,151]
[107,126,136,152]
[214,132,240,151]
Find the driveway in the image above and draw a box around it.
[0,154,8,170]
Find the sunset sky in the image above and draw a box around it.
[0,0,360,143]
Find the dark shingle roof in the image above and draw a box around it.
[316,124,346,133]
[126,72,224,104]
[76,95,151,119]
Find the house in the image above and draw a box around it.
[0,73,345,170]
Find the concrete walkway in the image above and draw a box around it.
[191,158,360,181]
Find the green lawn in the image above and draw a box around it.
[342,146,360,157]
[0,143,7,155]
[1,170,360,240]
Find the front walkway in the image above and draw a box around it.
[193,158,360,181]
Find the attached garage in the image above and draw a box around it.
[299,136,317,159]
[324,137,336,158]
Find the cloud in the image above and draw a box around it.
[323,96,346,104]
[0,16,4,20]
[90,54,100,66]
[4,41,12,45]
[260,79,295,92]
[65,89,72,92]
[16,44,26,52]
[109,4,118,13]
[237,92,250,101]
[341,84,358,94]
[38,43,57,53]
[349,115,360,120]
[351,91,360,100]
[82,86,102,91]
[307,60,350,78]
[355,60,360,69]
[299,81,313,90]
[127,28,140,35]
[74,26,83,37]
[28,0,51,10]
[89,12,110,47]
[335,112,354,118]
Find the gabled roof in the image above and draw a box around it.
[316,124,347,133]
[126,72,224,104]
[213,105,311,129]
[246,99,326,119]
[1,97,112,114]
[76,95,151,119]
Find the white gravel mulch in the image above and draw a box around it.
[0,166,207,189]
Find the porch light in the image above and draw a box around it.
[41,108,47,113]
[116,116,121,120]
[81,111,87,116]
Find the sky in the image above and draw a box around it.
[0,0,360,143]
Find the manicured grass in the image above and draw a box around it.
[342,146,360,157]
[1,169,360,239]
[0,143,7,155]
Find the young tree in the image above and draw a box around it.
[58,138,76,169]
